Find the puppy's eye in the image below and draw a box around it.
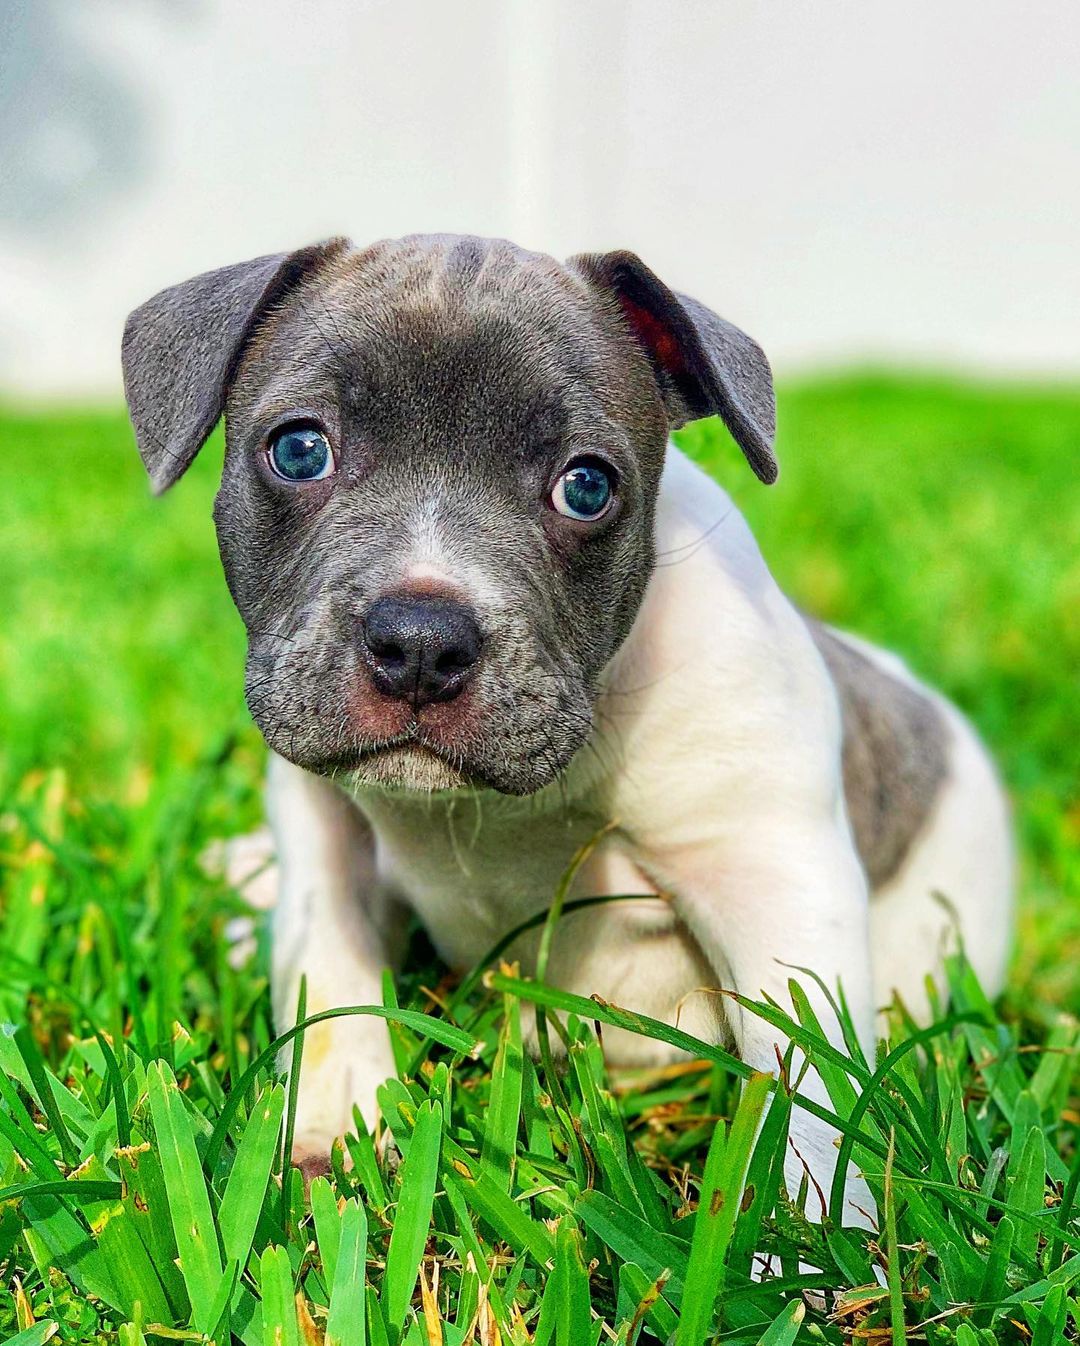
[550,459,615,521]
[267,425,334,482]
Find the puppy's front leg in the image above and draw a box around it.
[672,818,875,1225]
[267,753,403,1165]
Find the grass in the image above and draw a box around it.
[0,373,1078,1343]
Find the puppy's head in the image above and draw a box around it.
[123,235,775,794]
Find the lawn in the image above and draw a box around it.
[0,375,1078,1344]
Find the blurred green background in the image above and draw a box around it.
[2,376,1078,1011]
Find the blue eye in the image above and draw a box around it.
[551,460,615,521]
[268,425,334,482]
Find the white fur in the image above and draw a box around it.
[259,444,1013,1218]
[265,758,405,1152]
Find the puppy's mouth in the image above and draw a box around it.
[341,740,483,794]
[245,651,591,797]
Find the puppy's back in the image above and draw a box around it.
[810,622,949,889]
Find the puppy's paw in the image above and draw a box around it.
[202,827,279,967]
[292,1146,335,1194]
[202,827,279,906]
[287,1033,394,1160]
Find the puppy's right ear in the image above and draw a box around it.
[122,238,349,493]
[570,250,777,484]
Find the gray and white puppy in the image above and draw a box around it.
[123,234,1012,1214]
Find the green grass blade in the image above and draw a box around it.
[755,1300,806,1345]
[616,1263,677,1345]
[786,981,860,1114]
[365,1284,389,1346]
[441,1180,512,1329]
[146,1059,225,1334]
[0,1026,94,1145]
[6,1324,60,1346]
[1009,1124,1048,1266]
[731,1085,792,1271]
[0,1179,121,1205]
[383,1098,442,1342]
[1031,1283,1067,1346]
[827,1014,981,1225]
[883,1130,907,1345]
[576,1190,690,1297]
[280,977,307,1229]
[0,1070,60,1180]
[11,1026,78,1167]
[977,1213,1014,1321]
[0,954,133,1147]
[115,1141,191,1319]
[219,1082,286,1273]
[676,1119,729,1346]
[348,1107,390,1211]
[677,1072,771,1343]
[553,1218,591,1346]
[326,1198,368,1346]
[259,1244,299,1346]
[310,1174,342,1296]
[479,996,523,1194]
[207,1257,240,1344]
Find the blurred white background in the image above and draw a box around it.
[1,0,1077,399]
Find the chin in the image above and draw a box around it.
[341,744,480,794]
[260,716,585,798]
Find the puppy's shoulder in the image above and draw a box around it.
[604,448,842,811]
[638,446,827,683]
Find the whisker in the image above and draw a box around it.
[653,507,733,567]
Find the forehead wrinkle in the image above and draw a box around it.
[330,245,602,380]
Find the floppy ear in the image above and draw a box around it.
[121,238,348,493]
[570,249,777,484]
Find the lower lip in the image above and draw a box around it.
[352,741,480,789]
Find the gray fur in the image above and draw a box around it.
[811,624,950,888]
[120,233,776,796]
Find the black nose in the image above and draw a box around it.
[361,596,483,706]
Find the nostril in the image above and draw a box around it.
[369,636,406,667]
[361,604,411,670]
[435,645,473,677]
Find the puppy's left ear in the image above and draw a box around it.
[571,250,777,484]
[122,238,349,493]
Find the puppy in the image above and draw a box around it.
[122,235,1013,1218]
